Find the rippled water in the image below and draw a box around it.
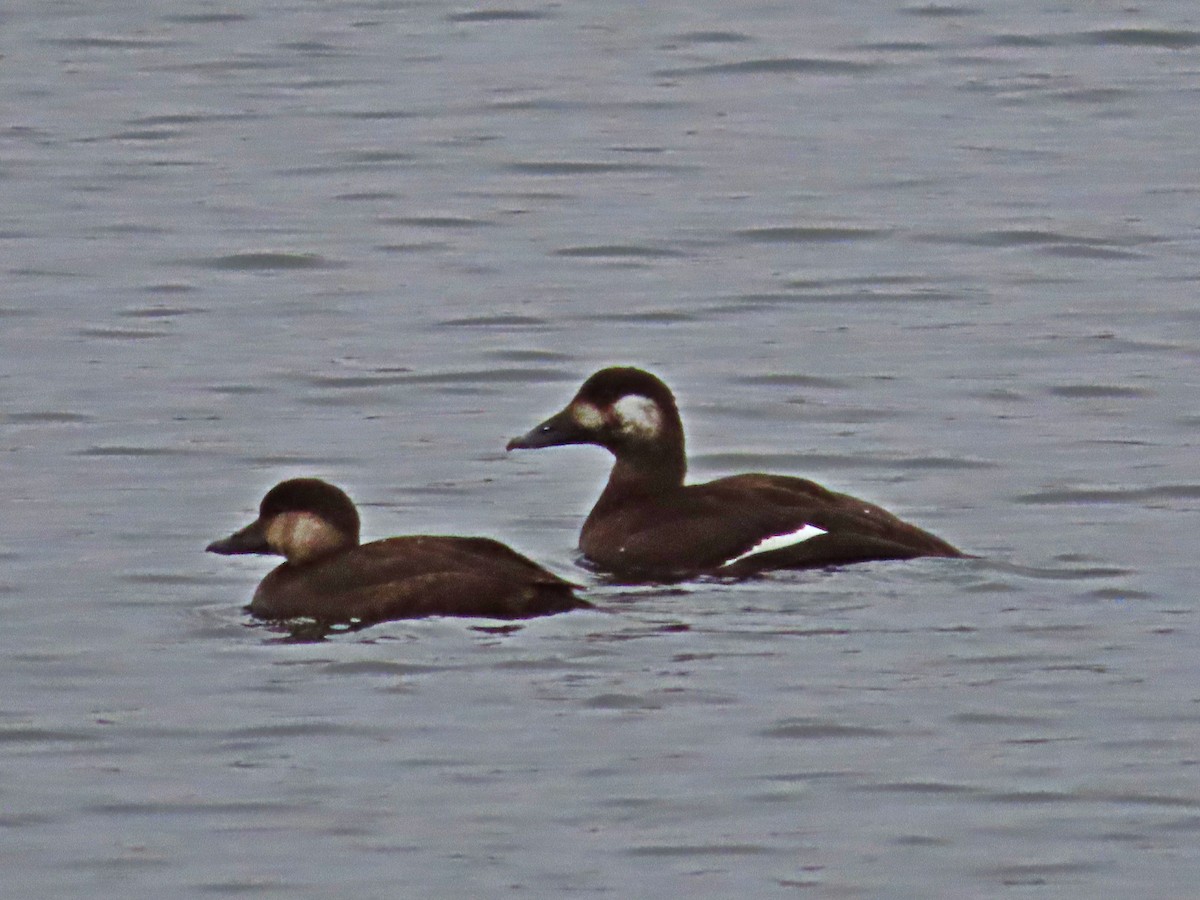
[3,1,1198,896]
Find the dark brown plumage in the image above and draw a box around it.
[507,367,963,582]
[207,478,588,626]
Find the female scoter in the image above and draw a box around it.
[207,478,588,625]
[506,367,962,582]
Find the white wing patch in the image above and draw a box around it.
[721,524,828,568]
[613,394,662,439]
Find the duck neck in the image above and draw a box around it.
[597,438,687,507]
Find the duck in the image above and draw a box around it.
[505,367,963,582]
[207,478,589,626]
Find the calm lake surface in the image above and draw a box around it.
[2,1,1198,896]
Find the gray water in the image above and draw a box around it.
[3,1,1199,896]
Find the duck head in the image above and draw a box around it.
[506,367,683,453]
[207,478,361,564]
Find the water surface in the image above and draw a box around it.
[2,1,1198,896]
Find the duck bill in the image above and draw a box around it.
[506,408,589,451]
[206,519,271,555]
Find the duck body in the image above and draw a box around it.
[208,478,587,625]
[580,472,960,581]
[507,367,962,583]
[248,534,584,622]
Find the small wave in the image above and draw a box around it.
[192,252,341,271]
[657,58,881,78]
[448,9,550,23]
[1016,484,1200,505]
[761,718,892,739]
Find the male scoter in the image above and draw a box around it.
[506,367,962,582]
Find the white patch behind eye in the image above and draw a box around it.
[721,524,827,568]
[613,394,662,438]
[572,402,604,430]
[267,511,343,562]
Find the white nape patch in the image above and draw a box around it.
[613,394,662,439]
[572,401,604,430]
[721,524,828,568]
[267,511,341,562]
